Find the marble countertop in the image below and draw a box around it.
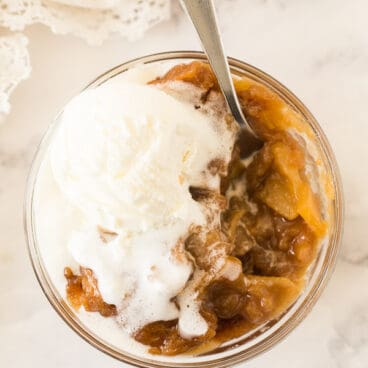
[1,0,367,367]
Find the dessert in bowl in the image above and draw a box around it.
[25,52,343,367]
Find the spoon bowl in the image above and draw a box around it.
[180,0,263,156]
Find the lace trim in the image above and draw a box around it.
[0,0,170,44]
[0,33,31,120]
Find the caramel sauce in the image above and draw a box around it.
[64,267,117,317]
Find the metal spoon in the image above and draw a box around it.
[180,0,263,156]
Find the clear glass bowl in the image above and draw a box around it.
[25,51,344,367]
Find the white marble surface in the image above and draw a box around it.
[1,0,367,366]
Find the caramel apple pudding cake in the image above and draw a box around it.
[34,61,332,357]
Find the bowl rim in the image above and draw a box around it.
[24,50,344,368]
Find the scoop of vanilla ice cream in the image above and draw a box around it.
[49,77,235,336]
[51,81,232,233]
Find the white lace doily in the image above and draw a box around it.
[0,33,31,121]
[0,0,170,44]
[0,0,171,120]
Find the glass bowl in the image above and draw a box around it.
[24,51,343,367]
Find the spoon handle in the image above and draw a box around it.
[180,0,247,127]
